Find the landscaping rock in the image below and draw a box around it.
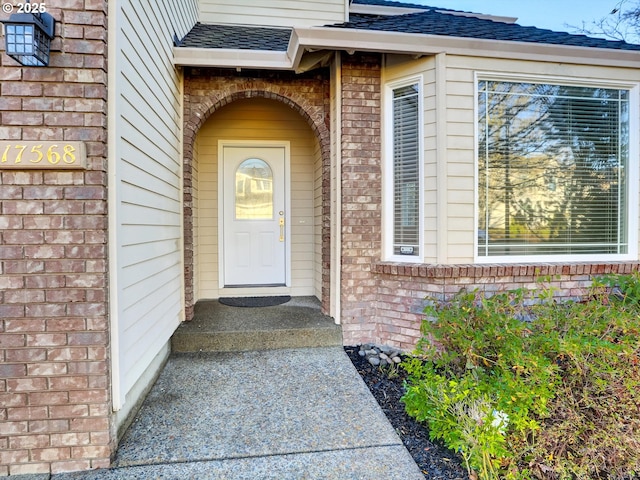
[358,344,403,368]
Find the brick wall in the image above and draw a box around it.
[182,68,332,318]
[0,1,111,475]
[339,53,383,346]
[371,262,640,351]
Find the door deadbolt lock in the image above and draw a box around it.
[279,218,285,242]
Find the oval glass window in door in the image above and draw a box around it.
[235,158,274,220]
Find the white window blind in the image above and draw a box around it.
[392,84,420,256]
[478,81,630,258]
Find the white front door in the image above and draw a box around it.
[222,145,287,286]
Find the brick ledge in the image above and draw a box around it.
[373,261,640,278]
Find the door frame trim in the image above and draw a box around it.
[218,140,292,290]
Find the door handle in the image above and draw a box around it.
[279,217,285,242]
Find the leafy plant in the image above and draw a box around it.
[402,277,640,479]
[379,361,401,380]
[402,360,511,478]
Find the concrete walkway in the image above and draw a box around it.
[54,347,424,479]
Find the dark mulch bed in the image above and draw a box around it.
[345,346,469,480]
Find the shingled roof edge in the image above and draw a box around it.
[173,23,640,69]
[332,9,640,52]
[292,26,640,67]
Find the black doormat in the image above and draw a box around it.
[218,296,291,308]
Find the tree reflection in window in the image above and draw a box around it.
[478,81,629,257]
[235,158,273,220]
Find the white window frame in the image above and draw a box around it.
[474,72,639,264]
[383,76,424,263]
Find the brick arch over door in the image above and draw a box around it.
[182,73,332,320]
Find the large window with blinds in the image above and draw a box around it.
[387,80,422,260]
[477,78,634,260]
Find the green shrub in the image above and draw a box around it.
[402,274,640,480]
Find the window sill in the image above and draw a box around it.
[373,261,640,279]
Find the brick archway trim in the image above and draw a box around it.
[183,84,331,320]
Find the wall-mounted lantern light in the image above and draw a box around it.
[2,10,55,66]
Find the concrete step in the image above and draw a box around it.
[171,297,342,353]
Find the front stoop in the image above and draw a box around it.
[171,296,342,353]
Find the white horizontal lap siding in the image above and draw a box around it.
[115,0,198,404]
[444,65,475,263]
[423,64,437,263]
[314,140,322,299]
[199,0,345,27]
[194,135,218,298]
[193,138,201,300]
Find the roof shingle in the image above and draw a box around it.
[352,0,436,8]
[342,3,640,51]
[179,23,291,51]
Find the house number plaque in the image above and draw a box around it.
[0,141,87,169]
